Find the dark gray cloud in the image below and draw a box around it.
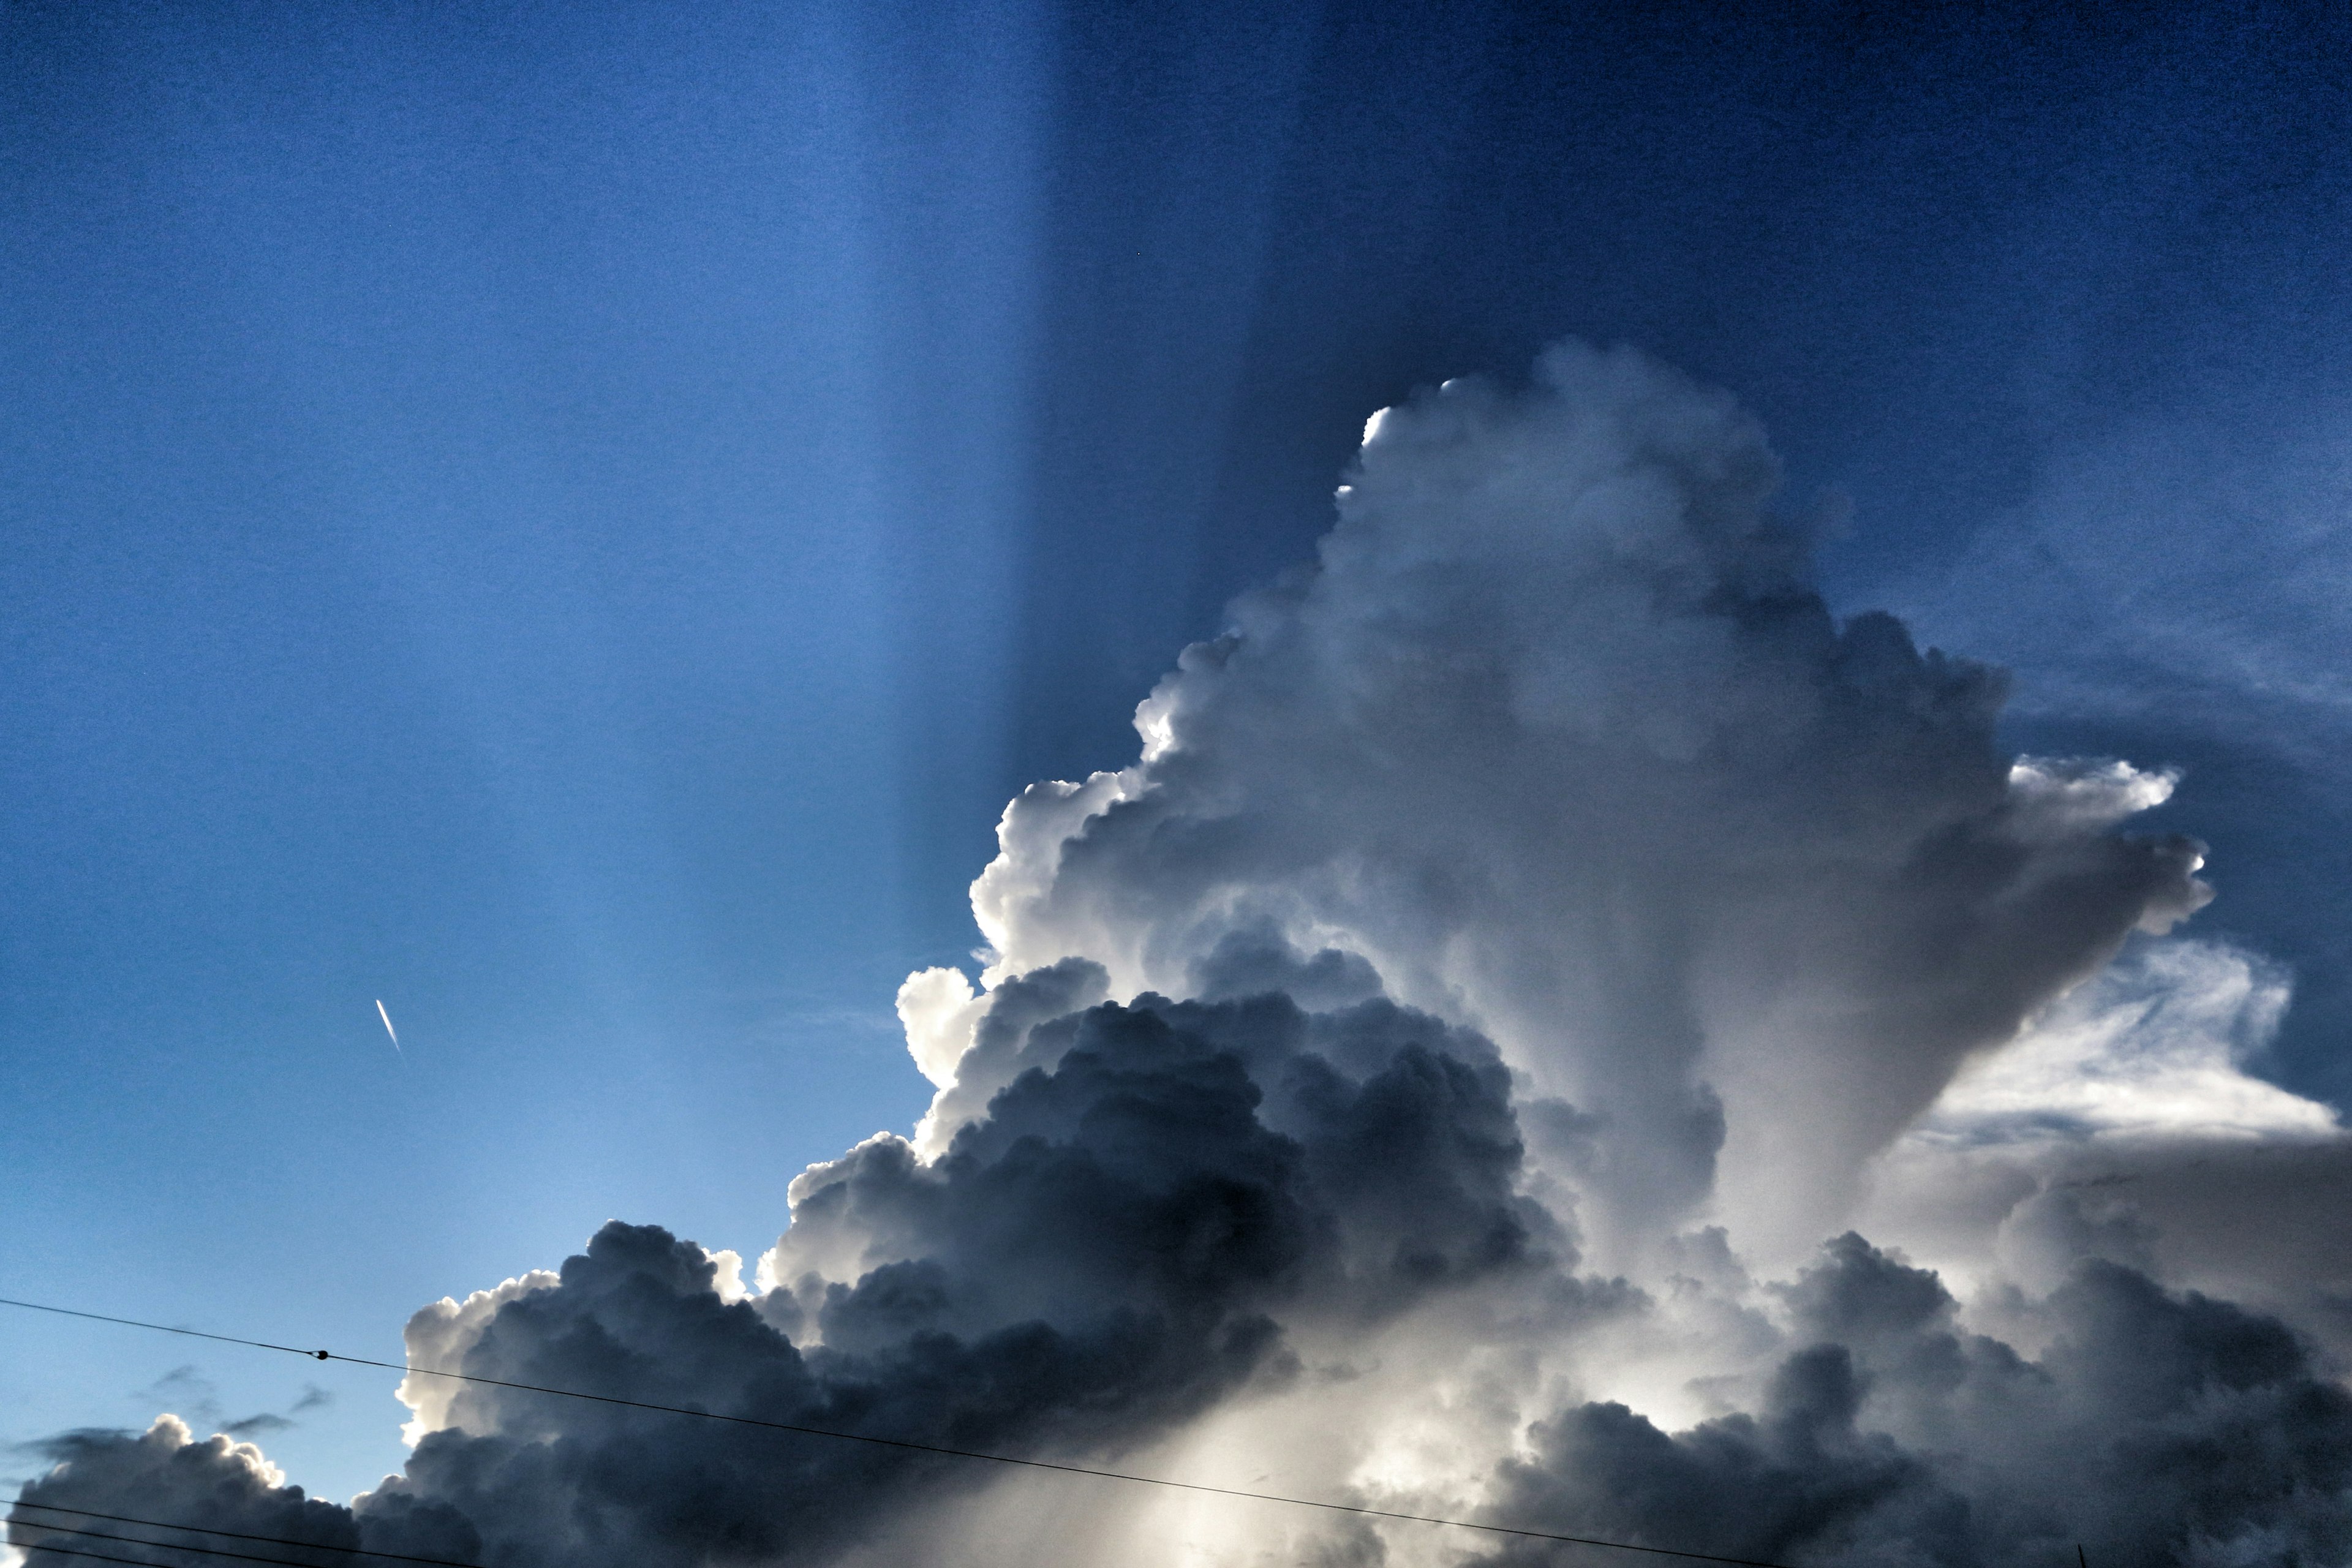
[17,990,2352,1566]
[11,1418,364,1567]
[18,987,1572,1567]
[1473,1236,2352,1568]
[83,1367,323,1448]
[17,344,2349,1566]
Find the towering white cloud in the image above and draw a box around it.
[929,342,2213,1268]
[15,343,2349,1568]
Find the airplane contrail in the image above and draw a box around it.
[375,999,401,1055]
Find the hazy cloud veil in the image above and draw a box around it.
[17,344,2352,1567]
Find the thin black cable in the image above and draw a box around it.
[0,1299,322,1361]
[6,1517,404,1568]
[1,1294,1800,1568]
[5,1504,480,1568]
[12,1544,296,1568]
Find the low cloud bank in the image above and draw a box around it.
[17,344,2349,1567]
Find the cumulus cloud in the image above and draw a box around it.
[18,991,1586,1567]
[15,342,2349,1567]
[1919,938,2323,1148]
[11,1417,358,1564]
[1471,1237,2352,1568]
[942,342,2212,1268]
[1858,940,2352,1357]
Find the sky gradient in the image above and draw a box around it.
[6,0,2351,1522]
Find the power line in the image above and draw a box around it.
[6,1516,412,1568]
[6,1503,478,1568]
[0,1299,321,1362]
[10,1545,344,1568]
[1,1294,1800,1568]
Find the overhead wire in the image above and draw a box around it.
[6,1515,419,1568]
[5,1502,478,1568]
[8,1545,217,1568]
[1,1294,1801,1568]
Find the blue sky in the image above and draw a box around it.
[4,0,2348,1507]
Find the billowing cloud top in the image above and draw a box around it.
[17,344,2350,1568]
[925,342,2213,1265]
